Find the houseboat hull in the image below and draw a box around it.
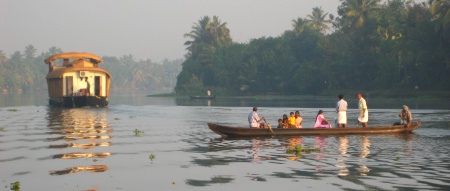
[49,96,108,107]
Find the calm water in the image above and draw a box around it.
[0,91,449,190]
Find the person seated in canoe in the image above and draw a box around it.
[277,119,283,128]
[314,110,332,128]
[393,105,412,127]
[282,114,289,128]
[295,111,303,128]
[248,107,265,128]
[288,112,296,128]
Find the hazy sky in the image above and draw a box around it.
[0,0,425,62]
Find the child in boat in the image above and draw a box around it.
[277,119,283,128]
[295,111,303,128]
[282,114,289,128]
[288,112,296,128]
[314,110,332,128]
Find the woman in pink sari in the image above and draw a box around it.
[314,110,332,128]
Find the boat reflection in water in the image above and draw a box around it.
[314,136,327,172]
[46,108,112,175]
[49,165,108,176]
[336,135,349,176]
[250,139,261,164]
[358,136,371,176]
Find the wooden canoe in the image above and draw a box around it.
[189,95,216,99]
[207,121,421,137]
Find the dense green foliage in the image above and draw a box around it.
[176,0,450,95]
[0,46,182,92]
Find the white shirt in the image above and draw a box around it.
[336,99,348,112]
[248,111,260,128]
[358,98,367,112]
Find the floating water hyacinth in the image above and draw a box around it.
[286,144,321,157]
[10,181,20,191]
[134,129,144,136]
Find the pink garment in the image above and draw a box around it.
[314,114,330,128]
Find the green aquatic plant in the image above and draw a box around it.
[286,145,321,157]
[114,118,120,120]
[10,181,20,191]
[134,129,144,136]
[7,109,18,112]
[149,154,155,161]
[93,159,98,162]
[0,127,4,131]
[129,116,136,118]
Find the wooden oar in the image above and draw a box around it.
[264,119,274,134]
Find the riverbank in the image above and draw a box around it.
[148,89,450,101]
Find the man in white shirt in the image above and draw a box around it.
[248,107,265,128]
[357,93,368,127]
[336,94,348,128]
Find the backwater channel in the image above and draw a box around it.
[0,91,449,190]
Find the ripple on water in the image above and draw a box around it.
[0,105,449,190]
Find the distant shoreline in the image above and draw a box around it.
[148,89,450,101]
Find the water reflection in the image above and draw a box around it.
[314,136,326,160]
[49,165,108,176]
[46,108,112,175]
[336,136,349,176]
[358,136,371,176]
[250,139,261,164]
[185,175,234,186]
[49,142,111,149]
[53,152,111,159]
[285,137,303,161]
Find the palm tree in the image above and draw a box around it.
[342,0,381,29]
[210,16,232,47]
[183,16,232,58]
[184,16,211,58]
[307,7,331,34]
[430,0,450,31]
[376,0,407,40]
[291,17,311,36]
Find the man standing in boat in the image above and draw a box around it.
[248,107,265,128]
[336,94,348,128]
[357,93,368,127]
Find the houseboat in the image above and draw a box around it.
[45,52,111,107]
